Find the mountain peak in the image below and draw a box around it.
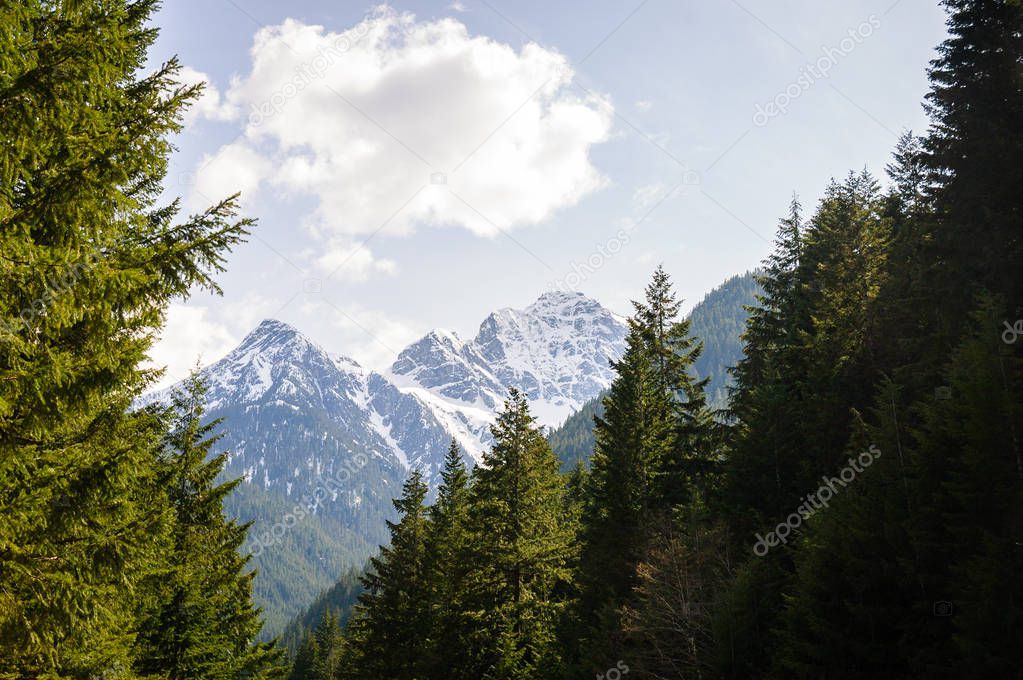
[250,317,300,337]
[535,289,588,303]
[426,328,463,346]
[525,289,605,317]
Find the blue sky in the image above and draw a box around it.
[146,0,948,386]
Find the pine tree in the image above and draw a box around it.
[0,1,251,674]
[134,372,283,679]
[922,0,1023,315]
[288,634,318,680]
[774,298,1023,678]
[575,330,661,639]
[424,440,474,680]
[345,471,433,680]
[310,611,343,680]
[465,389,576,678]
[632,266,715,508]
[571,268,716,673]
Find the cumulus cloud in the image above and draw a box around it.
[193,7,612,245]
[191,141,271,210]
[176,66,238,125]
[635,99,653,112]
[147,304,238,388]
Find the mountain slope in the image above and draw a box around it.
[547,272,761,467]
[147,292,629,635]
[688,271,761,408]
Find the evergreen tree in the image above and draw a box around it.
[774,298,1023,678]
[310,611,343,680]
[722,198,809,533]
[0,1,251,674]
[134,372,283,679]
[575,330,661,639]
[344,471,433,680]
[465,389,576,678]
[632,266,715,508]
[288,635,318,680]
[572,268,716,673]
[287,610,346,680]
[922,0,1023,315]
[424,440,474,679]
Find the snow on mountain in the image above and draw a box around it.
[144,291,627,634]
[149,290,626,482]
[389,290,628,455]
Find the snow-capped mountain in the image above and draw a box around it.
[150,290,626,495]
[146,291,627,632]
[391,291,627,428]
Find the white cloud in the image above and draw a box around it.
[448,0,468,11]
[176,66,238,125]
[635,99,653,112]
[147,304,238,389]
[191,142,271,209]
[194,8,612,245]
[314,240,398,281]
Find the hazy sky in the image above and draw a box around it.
[146,0,948,387]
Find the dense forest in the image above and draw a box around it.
[549,271,760,471]
[284,0,1023,676]
[1,0,1020,678]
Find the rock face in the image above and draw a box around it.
[146,291,628,634]
[386,290,628,464]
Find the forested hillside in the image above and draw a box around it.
[547,391,606,470]
[548,271,759,469]
[688,272,761,408]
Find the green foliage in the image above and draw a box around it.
[464,390,578,678]
[342,471,433,679]
[226,483,375,639]
[0,0,256,676]
[547,271,759,473]
[133,373,284,678]
[710,2,1023,676]
[279,566,365,657]
[0,1,290,677]
[571,267,720,674]
[290,399,579,680]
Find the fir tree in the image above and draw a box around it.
[465,389,576,678]
[424,440,474,680]
[632,266,714,508]
[134,372,283,679]
[922,0,1023,315]
[345,471,433,680]
[0,1,251,674]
